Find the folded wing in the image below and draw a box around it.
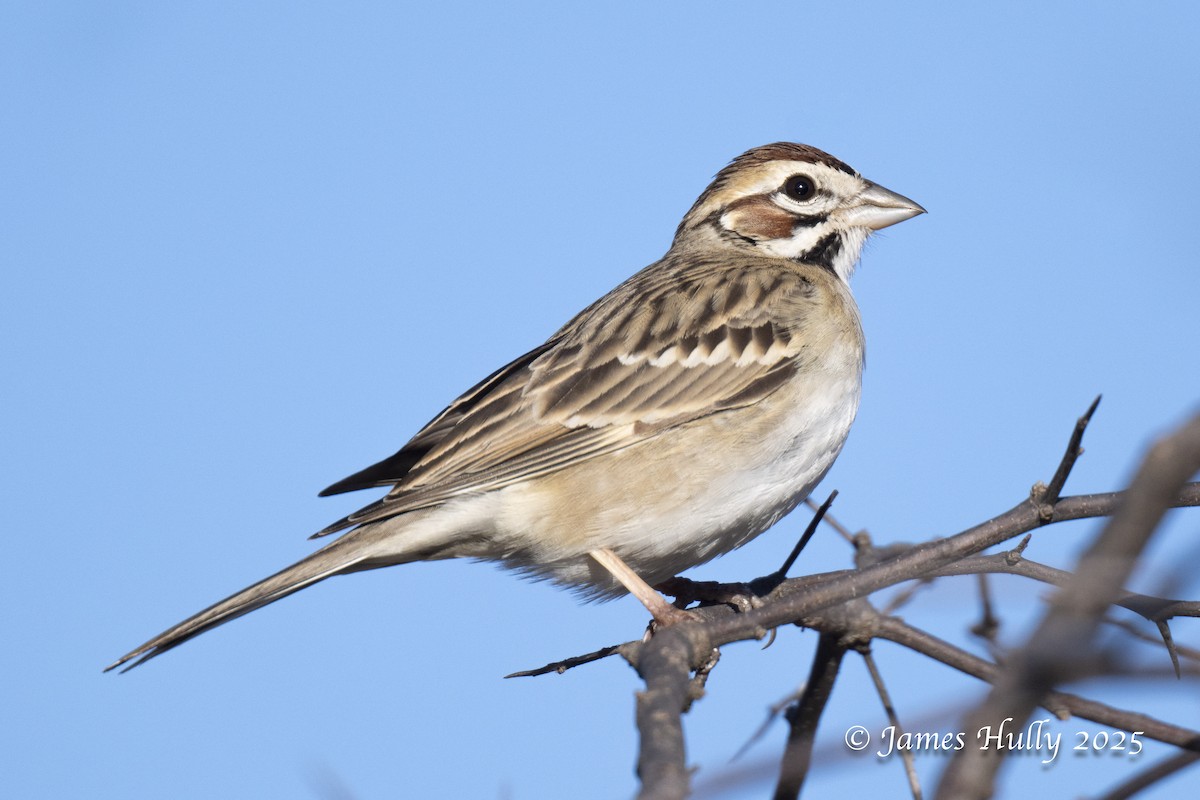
[316,258,817,536]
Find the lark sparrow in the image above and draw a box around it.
[108,143,923,671]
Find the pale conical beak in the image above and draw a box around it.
[845,181,926,231]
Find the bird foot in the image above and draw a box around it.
[656,576,766,614]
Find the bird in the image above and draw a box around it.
[107,142,924,672]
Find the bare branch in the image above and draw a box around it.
[1091,749,1200,800]
[933,550,1198,677]
[622,409,1200,800]
[929,554,1200,622]
[703,484,1200,651]
[970,573,1001,646]
[635,624,716,800]
[876,616,1200,751]
[773,632,847,800]
[732,688,805,762]
[1103,615,1200,666]
[504,643,628,679]
[936,411,1200,800]
[861,648,922,800]
[1039,395,1103,509]
[524,477,1198,799]
[517,484,1200,689]
[690,597,1200,798]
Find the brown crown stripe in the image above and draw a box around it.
[727,142,856,176]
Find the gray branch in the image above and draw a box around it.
[627,480,1200,796]
[935,411,1200,799]
[508,409,1200,800]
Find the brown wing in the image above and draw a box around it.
[316,257,817,536]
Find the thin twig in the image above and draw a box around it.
[804,496,857,544]
[692,600,1200,799]
[880,579,931,616]
[516,484,1200,685]
[970,573,1000,647]
[937,411,1200,800]
[1155,620,1182,680]
[1103,615,1200,665]
[693,703,967,797]
[928,555,1200,621]
[732,688,806,762]
[1090,749,1200,800]
[1039,395,1103,509]
[932,547,1197,678]
[504,643,627,678]
[861,648,922,800]
[536,471,1200,799]
[924,529,1199,679]
[877,616,1200,751]
[704,485,1200,652]
[777,491,837,578]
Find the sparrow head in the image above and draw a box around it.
[674,142,925,283]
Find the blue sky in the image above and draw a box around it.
[4,3,1199,798]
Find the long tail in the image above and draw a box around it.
[106,534,377,673]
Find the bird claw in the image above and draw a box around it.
[656,577,765,614]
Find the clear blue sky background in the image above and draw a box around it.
[4,3,1198,798]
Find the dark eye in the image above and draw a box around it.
[783,174,816,201]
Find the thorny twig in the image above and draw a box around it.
[505,643,628,679]
[1037,394,1102,511]
[937,410,1200,800]
[505,404,1200,800]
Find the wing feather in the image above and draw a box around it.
[316,257,821,535]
